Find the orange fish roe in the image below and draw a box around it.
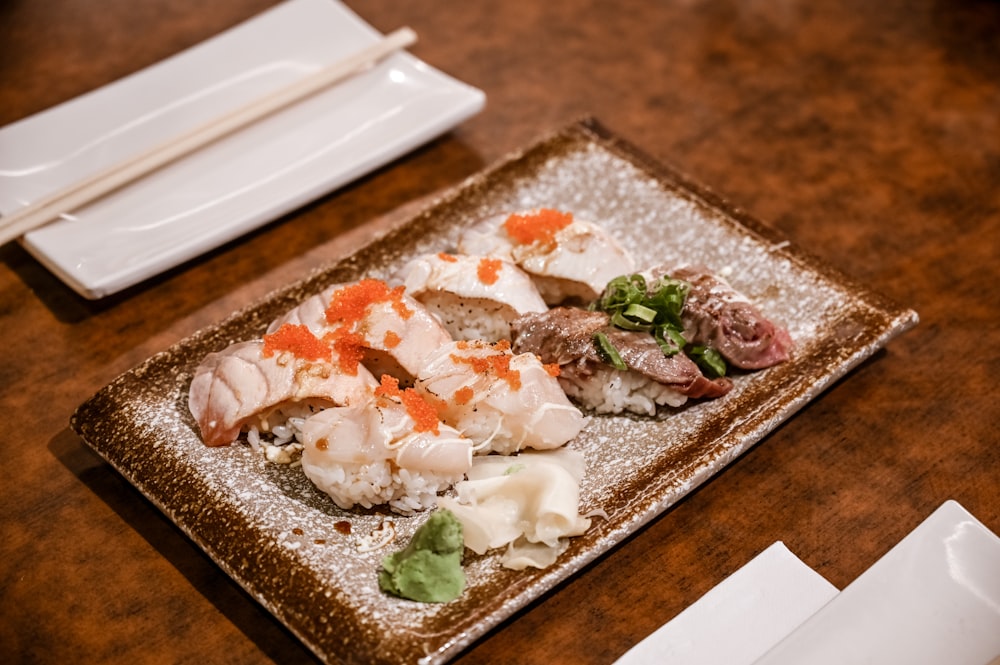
[437,252,458,263]
[374,373,401,396]
[262,323,331,362]
[544,363,561,377]
[383,330,401,348]
[477,257,502,285]
[390,294,413,321]
[450,344,522,391]
[454,386,475,405]
[502,208,573,246]
[495,355,522,391]
[326,328,366,375]
[325,279,411,325]
[401,391,441,435]
[374,375,440,434]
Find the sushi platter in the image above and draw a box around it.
[71,118,918,665]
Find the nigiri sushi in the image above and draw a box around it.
[511,307,732,416]
[456,209,636,305]
[394,252,548,341]
[415,339,587,455]
[267,283,343,332]
[269,279,453,385]
[298,375,474,514]
[652,265,793,369]
[188,327,378,447]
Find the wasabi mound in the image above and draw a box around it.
[379,509,466,603]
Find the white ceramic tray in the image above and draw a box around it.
[0,0,485,298]
[615,542,839,665]
[752,500,1000,665]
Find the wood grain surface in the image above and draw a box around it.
[2,1,998,663]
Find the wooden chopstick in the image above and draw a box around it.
[0,26,418,247]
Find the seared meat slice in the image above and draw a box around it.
[652,265,793,370]
[601,328,733,399]
[511,307,732,399]
[510,307,609,366]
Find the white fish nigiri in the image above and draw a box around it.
[415,339,587,455]
[457,209,635,305]
[395,252,547,341]
[269,279,453,384]
[267,283,342,333]
[188,333,377,447]
[298,376,473,513]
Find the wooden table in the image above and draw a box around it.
[2,1,998,663]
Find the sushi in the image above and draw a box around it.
[184,206,798,584]
[415,339,587,455]
[188,280,467,513]
[189,277,587,515]
[393,252,548,342]
[457,208,636,305]
[298,376,474,514]
[511,307,732,415]
[270,279,453,385]
[655,265,793,369]
[188,331,378,447]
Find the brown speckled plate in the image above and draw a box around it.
[71,118,918,665]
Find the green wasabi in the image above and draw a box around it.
[378,509,466,603]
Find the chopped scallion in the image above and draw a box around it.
[623,303,658,323]
[593,272,729,377]
[592,332,628,370]
[688,345,727,378]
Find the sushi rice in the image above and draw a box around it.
[244,401,467,514]
[559,364,688,416]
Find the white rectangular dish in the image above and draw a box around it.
[752,500,1000,665]
[0,0,485,298]
[615,542,839,665]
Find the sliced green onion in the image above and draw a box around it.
[594,272,729,377]
[594,273,690,343]
[646,276,688,329]
[653,326,686,356]
[623,303,658,323]
[592,332,628,370]
[688,345,727,378]
[610,311,651,331]
[596,274,647,313]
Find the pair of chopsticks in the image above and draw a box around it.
[0,27,417,247]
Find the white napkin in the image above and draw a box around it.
[614,542,838,665]
[750,501,1000,665]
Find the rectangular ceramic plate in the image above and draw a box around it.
[0,0,484,299]
[71,118,918,665]
[751,500,1000,665]
[615,542,839,665]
